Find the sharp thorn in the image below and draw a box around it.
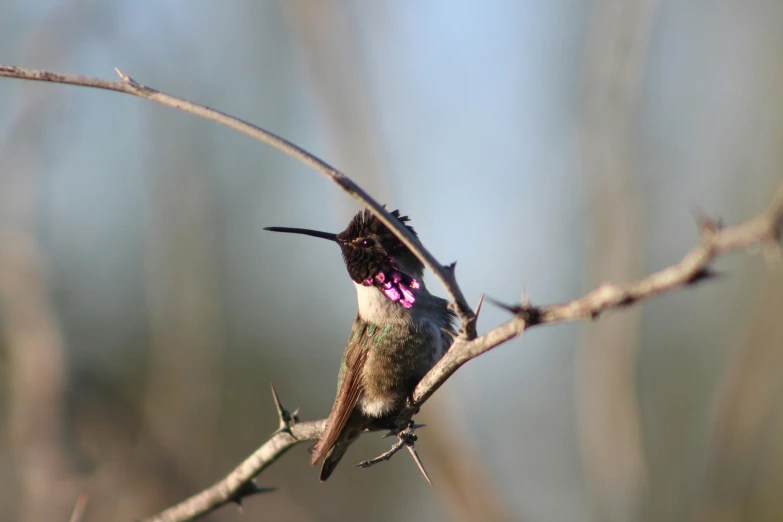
[113,67,140,87]
[474,293,485,318]
[270,382,298,436]
[237,481,258,499]
[520,286,530,307]
[270,382,286,419]
[686,267,720,285]
[114,67,129,81]
[485,295,520,313]
[406,444,433,486]
[485,295,541,325]
[229,480,276,509]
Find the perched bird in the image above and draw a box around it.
[265,209,456,481]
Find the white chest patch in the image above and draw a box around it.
[354,283,405,324]
[360,395,397,417]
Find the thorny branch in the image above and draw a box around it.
[1,65,781,522]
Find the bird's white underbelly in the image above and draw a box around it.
[359,395,397,417]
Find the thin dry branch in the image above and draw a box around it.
[0,65,477,338]
[414,183,783,407]
[2,65,782,522]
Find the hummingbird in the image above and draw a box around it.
[265,208,457,481]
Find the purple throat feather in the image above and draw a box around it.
[363,268,420,309]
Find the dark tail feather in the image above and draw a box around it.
[319,441,351,481]
[314,410,366,481]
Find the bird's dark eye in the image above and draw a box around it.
[361,238,375,248]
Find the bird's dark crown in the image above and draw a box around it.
[336,209,420,284]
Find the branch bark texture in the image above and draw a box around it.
[1,65,781,522]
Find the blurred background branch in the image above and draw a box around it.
[0,1,115,520]
[698,263,783,522]
[577,0,655,518]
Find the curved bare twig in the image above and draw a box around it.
[1,65,781,522]
[0,65,477,338]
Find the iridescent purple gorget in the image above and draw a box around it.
[363,268,420,309]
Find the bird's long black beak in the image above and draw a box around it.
[264,227,339,242]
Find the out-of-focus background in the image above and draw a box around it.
[1,1,782,521]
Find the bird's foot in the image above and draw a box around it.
[356,420,433,485]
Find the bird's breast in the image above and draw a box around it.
[354,282,409,324]
[356,317,446,418]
